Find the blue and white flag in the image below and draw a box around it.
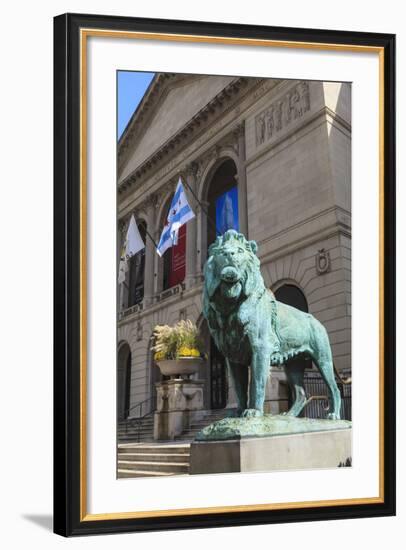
[157,179,195,257]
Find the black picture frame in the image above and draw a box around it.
[54,12,396,537]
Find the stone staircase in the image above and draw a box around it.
[118,416,154,443]
[117,409,233,478]
[117,443,191,478]
[118,408,233,444]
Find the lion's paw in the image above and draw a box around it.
[241,408,262,418]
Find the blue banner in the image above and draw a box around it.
[215,186,239,235]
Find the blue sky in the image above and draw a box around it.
[117,71,155,139]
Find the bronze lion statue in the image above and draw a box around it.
[202,230,341,419]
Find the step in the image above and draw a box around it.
[117,452,189,463]
[119,419,154,424]
[117,469,176,478]
[118,443,190,454]
[118,430,154,436]
[117,427,153,435]
[118,460,189,474]
[118,426,153,432]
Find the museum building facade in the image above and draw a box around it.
[117,73,351,422]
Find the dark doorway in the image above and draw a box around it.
[117,343,131,420]
[274,284,308,313]
[274,284,311,412]
[210,338,228,409]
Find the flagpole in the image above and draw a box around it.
[181,176,221,237]
[144,227,159,250]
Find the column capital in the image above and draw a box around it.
[142,193,158,213]
[233,120,245,139]
[185,160,199,179]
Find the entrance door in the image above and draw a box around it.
[210,338,228,409]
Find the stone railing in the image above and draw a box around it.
[154,282,185,304]
[118,301,143,320]
[118,282,186,321]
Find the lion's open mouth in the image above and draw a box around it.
[220,266,240,284]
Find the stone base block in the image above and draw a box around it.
[154,410,186,440]
[154,378,205,440]
[190,428,352,474]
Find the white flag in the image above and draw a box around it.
[118,215,145,284]
[125,215,145,258]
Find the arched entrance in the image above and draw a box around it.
[198,315,228,411]
[274,285,310,371]
[274,283,311,412]
[206,158,239,248]
[201,158,238,409]
[274,283,308,313]
[117,342,131,420]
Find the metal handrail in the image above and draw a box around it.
[123,395,157,442]
[126,395,156,418]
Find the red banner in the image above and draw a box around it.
[169,224,186,287]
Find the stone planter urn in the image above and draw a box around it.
[156,357,204,378]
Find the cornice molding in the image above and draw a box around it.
[118,74,206,165]
[117,76,255,196]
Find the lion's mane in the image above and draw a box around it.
[202,230,275,351]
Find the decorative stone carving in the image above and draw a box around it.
[233,121,245,140]
[136,321,143,341]
[208,144,221,162]
[255,81,311,147]
[185,161,199,178]
[316,248,331,274]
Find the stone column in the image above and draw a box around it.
[197,199,210,277]
[119,218,129,310]
[143,197,156,307]
[234,122,248,237]
[184,162,199,290]
[153,226,162,295]
[117,221,124,311]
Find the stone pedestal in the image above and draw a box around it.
[190,415,352,474]
[154,379,204,440]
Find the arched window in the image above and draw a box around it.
[207,158,238,249]
[128,220,146,306]
[160,195,187,291]
[274,283,311,371]
[274,284,308,313]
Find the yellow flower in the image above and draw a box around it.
[178,346,200,358]
[154,351,165,361]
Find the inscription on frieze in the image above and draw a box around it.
[255,82,311,147]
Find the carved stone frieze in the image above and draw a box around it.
[255,81,311,147]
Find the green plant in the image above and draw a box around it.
[151,320,203,361]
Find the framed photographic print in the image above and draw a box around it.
[53,13,396,536]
